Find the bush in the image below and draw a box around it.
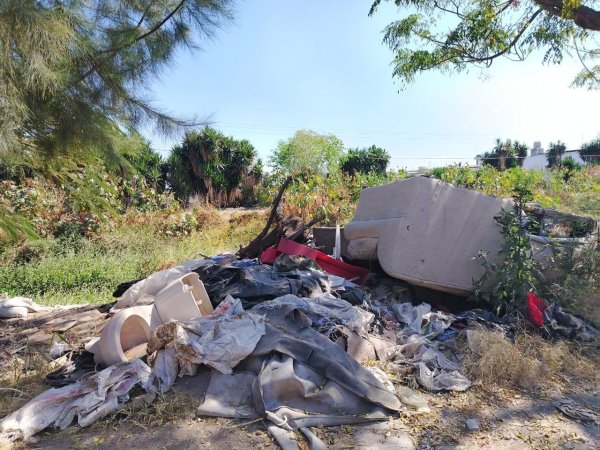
[257,169,406,225]
[579,138,600,164]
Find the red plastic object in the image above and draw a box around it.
[527,292,547,327]
[314,253,369,284]
[277,238,319,260]
[260,238,369,285]
[260,247,280,265]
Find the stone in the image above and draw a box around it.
[466,418,480,431]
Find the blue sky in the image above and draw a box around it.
[144,0,600,170]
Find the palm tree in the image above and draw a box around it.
[167,128,260,207]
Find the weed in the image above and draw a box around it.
[460,328,598,389]
[104,390,196,429]
[0,211,263,306]
[474,186,544,316]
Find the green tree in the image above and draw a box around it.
[546,141,567,168]
[269,130,345,175]
[478,139,528,170]
[1,0,232,157]
[167,127,261,206]
[0,0,233,238]
[127,142,167,190]
[579,138,600,163]
[341,145,391,175]
[561,155,582,181]
[370,0,600,89]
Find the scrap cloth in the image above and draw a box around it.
[1,296,399,450]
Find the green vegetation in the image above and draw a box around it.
[257,169,407,225]
[0,0,233,236]
[580,138,600,163]
[0,210,265,306]
[167,128,263,206]
[341,146,391,176]
[477,139,528,170]
[369,0,600,89]
[269,130,345,176]
[474,185,544,316]
[429,164,600,216]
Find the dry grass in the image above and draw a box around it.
[572,285,600,329]
[101,390,196,431]
[461,328,599,390]
[227,209,268,227]
[0,349,56,419]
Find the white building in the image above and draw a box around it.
[522,148,586,170]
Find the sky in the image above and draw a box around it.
[144,0,600,170]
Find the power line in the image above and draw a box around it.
[151,150,597,161]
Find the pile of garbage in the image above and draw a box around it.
[0,246,483,448]
[1,177,598,449]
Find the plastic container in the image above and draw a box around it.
[260,238,369,285]
[154,272,213,322]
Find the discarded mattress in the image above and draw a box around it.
[344,177,513,295]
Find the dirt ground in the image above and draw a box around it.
[8,372,600,450]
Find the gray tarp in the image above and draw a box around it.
[147,302,401,449]
[250,293,374,334]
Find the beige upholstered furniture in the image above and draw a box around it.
[344,177,513,295]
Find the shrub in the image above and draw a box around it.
[257,169,406,225]
[579,138,600,164]
[340,146,390,176]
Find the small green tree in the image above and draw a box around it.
[474,182,544,316]
[269,130,345,175]
[478,139,528,170]
[560,156,582,181]
[579,138,600,164]
[341,146,390,176]
[546,141,567,168]
[167,128,261,206]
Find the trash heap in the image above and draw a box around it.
[0,246,486,449]
[1,177,598,449]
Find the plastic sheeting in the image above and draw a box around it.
[0,295,51,319]
[0,359,150,440]
[384,303,471,392]
[251,293,374,335]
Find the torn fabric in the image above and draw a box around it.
[0,359,150,440]
[145,303,265,392]
[250,293,374,334]
[0,295,51,319]
[191,304,402,449]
